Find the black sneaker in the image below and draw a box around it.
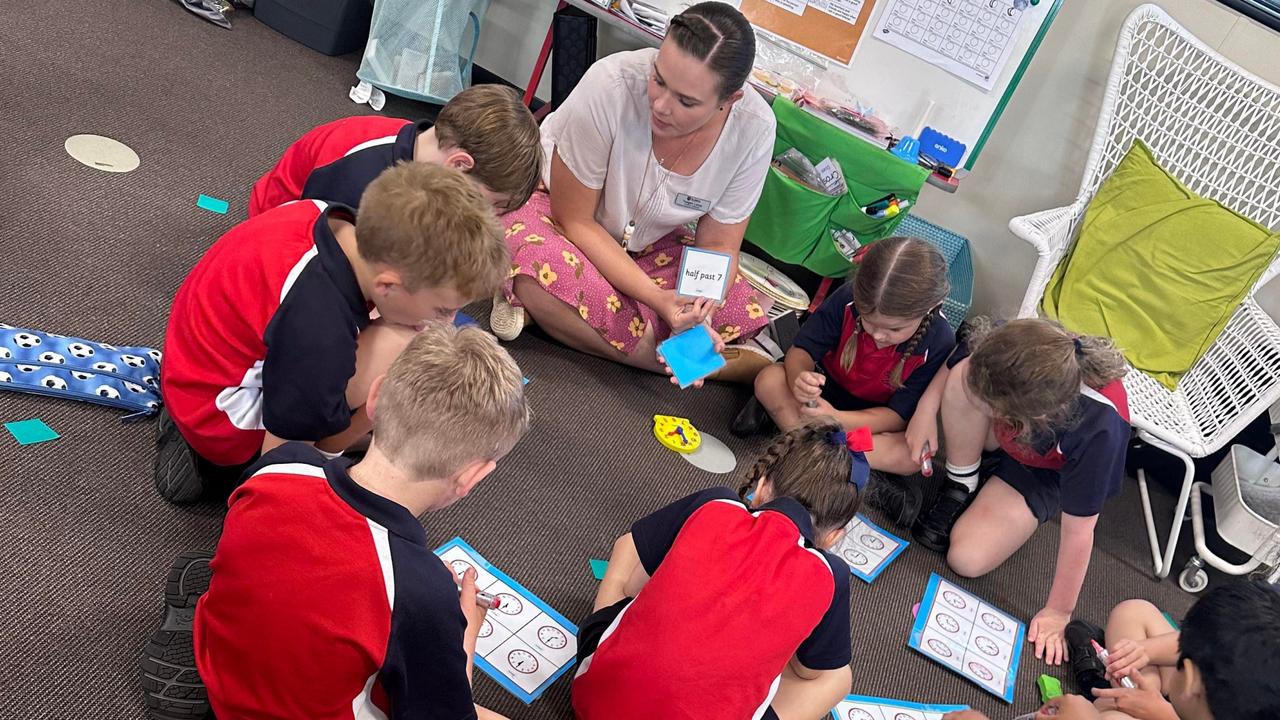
[864,473,924,528]
[153,409,204,504]
[141,551,215,720]
[730,397,775,438]
[1065,620,1110,701]
[911,480,973,552]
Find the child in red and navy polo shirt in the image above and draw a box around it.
[154,162,509,503]
[573,421,866,720]
[249,85,541,216]
[736,237,955,479]
[141,324,531,720]
[909,319,1132,668]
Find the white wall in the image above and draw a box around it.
[476,0,1280,316]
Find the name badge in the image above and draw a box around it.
[673,193,712,213]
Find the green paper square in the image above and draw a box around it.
[196,194,229,214]
[5,418,60,445]
[589,559,608,581]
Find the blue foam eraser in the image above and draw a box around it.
[658,326,726,389]
[918,127,966,168]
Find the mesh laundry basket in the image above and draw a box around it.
[896,214,974,332]
[356,0,490,104]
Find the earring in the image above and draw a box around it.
[719,105,724,111]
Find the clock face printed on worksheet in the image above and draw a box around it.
[537,625,568,649]
[495,593,523,616]
[507,649,540,675]
[478,619,494,638]
[981,612,1006,633]
[859,534,886,551]
[935,612,961,634]
[927,638,954,658]
[943,590,968,610]
[968,661,994,682]
[847,710,875,720]
[842,548,870,567]
[450,559,474,577]
[974,634,999,657]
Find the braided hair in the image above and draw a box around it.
[737,420,863,534]
[838,236,950,388]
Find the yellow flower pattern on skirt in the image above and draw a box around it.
[500,191,772,355]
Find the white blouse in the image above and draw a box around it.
[539,48,776,252]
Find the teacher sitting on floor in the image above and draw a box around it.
[492,1,777,381]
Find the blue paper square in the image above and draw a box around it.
[5,418,59,445]
[196,194,229,214]
[658,326,725,389]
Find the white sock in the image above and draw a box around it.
[947,460,980,492]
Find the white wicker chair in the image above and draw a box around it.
[1008,4,1280,585]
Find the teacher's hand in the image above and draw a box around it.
[655,291,716,335]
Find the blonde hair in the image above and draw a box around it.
[839,236,950,387]
[737,420,862,534]
[374,323,530,479]
[357,162,508,299]
[966,318,1127,443]
[435,85,542,212]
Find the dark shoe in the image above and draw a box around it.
[864,473,924,528]
[912,480,973,552]
[153,409,204,504]
[141,551,215,720]
[1065,620,1110,701]
[730,397,775,438]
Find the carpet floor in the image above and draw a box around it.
[0,2,1218,718]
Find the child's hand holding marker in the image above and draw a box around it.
[1102,638,1149,682]
[792,369,825,406]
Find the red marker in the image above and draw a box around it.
[476,590,502,610]
[921,440,934,477]
[1091,639,1136,688]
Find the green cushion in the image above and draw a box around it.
[1042,140,1280,390]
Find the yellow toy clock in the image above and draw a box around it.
[653,415,701,454]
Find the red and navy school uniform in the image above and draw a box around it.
[249,116,427,216]
[161,200,371,467]
[989,381,1132,522]
[194,443,476,720]
[792,282,955,420]
[571,487,852,720]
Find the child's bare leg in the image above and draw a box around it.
[595,534,643,611]
[1104,600,1177,692]
[769,664,851,720]
[939,358,990,468]
[866,432,918,475]
[316,320,416,454]
[755,363,805,430]
[946,477,1039,577]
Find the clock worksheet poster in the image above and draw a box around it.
[830,693,967,719]
[831,514,908,583]
[873,0,1031,90]
[907,572,1025,703]
[435,538,580,703]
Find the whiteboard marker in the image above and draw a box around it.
[475,590,502,610]
[1091,640,1137,688]
[921,440,934,477]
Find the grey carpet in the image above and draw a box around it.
[0,2,1206,718]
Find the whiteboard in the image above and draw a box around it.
[826,0,1061,168]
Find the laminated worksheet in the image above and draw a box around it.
[908,573,1025,702]
[831,693,967,720]
[832,514,908,583]
[435,538,579,703]
[873,0,1030,90]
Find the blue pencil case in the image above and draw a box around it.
[0,324,163,420]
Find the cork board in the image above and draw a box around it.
[739,0,877,65]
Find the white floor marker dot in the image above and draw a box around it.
[681,431,737,474]
[64,134,140,173]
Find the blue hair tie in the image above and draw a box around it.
[829,428,873,491]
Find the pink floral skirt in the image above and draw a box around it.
[502,191,772,355]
